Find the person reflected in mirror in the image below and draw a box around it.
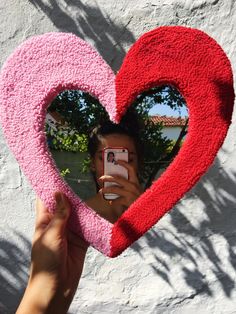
[85,110,143,224]
[107,151,115,163]
[17,192,88,314]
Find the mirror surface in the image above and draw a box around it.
[45,86,188,223]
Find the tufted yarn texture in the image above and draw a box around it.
[0,32,115,256]
[0,26,234,257]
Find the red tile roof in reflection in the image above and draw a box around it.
[149,115,188,127]
[48,111,66,124]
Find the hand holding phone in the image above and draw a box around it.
[103,147,129,200]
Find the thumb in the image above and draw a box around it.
[47,192,71,237]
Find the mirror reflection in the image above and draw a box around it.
[45,86,188,223]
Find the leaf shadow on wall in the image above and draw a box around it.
[28,0,135,72]
[130,155,236,299]
[0,231,31,314]
[2,158,236,311]
[5,0,235,306]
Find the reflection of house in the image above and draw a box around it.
[46,111,67,130]
[150,115,188,140]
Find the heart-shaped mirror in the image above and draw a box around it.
[45,85,188,223]
[0,26,234,257]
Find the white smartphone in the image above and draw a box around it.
[103,147,129,200]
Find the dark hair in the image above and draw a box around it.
[88,108,143,165]
[107,151,115,161]
[88,109,144,191]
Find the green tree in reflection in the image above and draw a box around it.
[46,85,187,188]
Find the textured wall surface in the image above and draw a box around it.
[0,1,236,313]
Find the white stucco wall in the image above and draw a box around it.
[0,1,236,313]
[162,126,185,141]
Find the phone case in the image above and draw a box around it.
[103,147,129,200]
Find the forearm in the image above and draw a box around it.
[16,275,72,314]
[17,193,87,314]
